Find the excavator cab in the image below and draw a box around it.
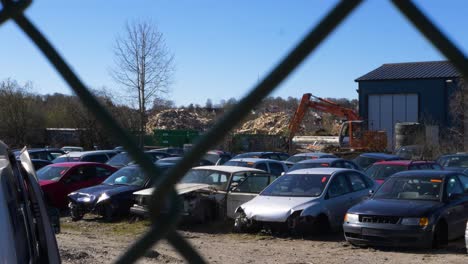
[339,120,365,149]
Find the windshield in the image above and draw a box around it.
[286,156,308,163]
[354,156,380,169]
[365,165,407,180]
[37,166,69,181]
[288,162,329,172]
[103,166,147,186]
[374,177,442,201]
[261,174,329,197]
[223,161,254,168]
[180,169,229,189]
[440,156,468,167]
[107,153,131,166]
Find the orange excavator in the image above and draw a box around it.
[288,93,387,152]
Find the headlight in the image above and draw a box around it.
[345,213,359,223]
[401,217,429,227]
[97,193,110,203]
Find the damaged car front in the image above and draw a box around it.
[234,168,375,234]
[68,163,174,220]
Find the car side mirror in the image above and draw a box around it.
[368,189,375,197]
[230,181,239,191]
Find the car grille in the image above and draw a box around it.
[359,215,399,224]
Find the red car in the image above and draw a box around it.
[37,162,117,209]
[365,160,442,185]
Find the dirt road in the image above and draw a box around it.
[57,217,467,264]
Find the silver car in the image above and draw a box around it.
[234,168,375,234]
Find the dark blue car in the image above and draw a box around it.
[436,153,468,173]
[343,170,468,248]
[352,153,401,169]
[68,163,174,221]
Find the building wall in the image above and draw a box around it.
[358,78,458,128]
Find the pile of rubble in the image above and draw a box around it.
[236,112,290,135]
[146,108,216,132]
[146,108,336,136]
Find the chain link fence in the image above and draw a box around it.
[0,0,466,263]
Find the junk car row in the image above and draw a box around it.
[27,147,468,250]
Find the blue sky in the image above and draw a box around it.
[0,0,466,106]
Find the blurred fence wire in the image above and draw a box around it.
[0,0,466,263]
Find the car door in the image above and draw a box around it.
[322,172,353,228]
[226,172,272,219]
[444,175,466,239]
[346,172,371,205]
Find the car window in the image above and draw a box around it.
[327,174,351,198]
[255,162,268,172]
[266,154,280,160]
[218,155,231,165]
[347,173,367,192]
[446,176,464,196]
[67,167,94,182]
[278,154,289,161]
[233,174,270,193]
[431,164,442,170]
[30,151,49,160]
[457,174,468,193]
[269,162,285,176]
[96,167,113,178]
[83,154,108,163]
[231,172,248,183]
[343,161,358,170]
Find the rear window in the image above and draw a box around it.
[37,166,69,181]
[261,173,329,197]
[365,164,407,180]
[353,156,379,169]
[224,161,254,168]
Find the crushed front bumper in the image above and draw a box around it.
[343,223,433,248]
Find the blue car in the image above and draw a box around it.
[68,163,174,221]
[436,153,468,173]
[344,170,468,248]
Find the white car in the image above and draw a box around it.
[131,165,279,221]
[0,142,60,263]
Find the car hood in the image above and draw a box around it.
[348,198,444,217]
[39,180,58,187]
[241,195,319,222]
[69,184,141,203]
[133,183,212,196]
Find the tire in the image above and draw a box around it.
[432,222,448,248]
[69,203,84,221]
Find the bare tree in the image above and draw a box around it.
[112,21,174,147]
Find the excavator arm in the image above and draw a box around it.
[288,93,359,141]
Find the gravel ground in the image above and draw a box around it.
[57,216,467,264]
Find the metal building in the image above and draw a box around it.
[356,61,462,149]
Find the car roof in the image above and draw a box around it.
[228,158,281,163]
[48,162,107,167]
[373,160,436,166]
[359,153,400,159]
[57,150,116,158]
[286,167,349,175]
[193,165,266,173]
[292,152,333,157]
[296,158,343,164]
[391,170,457,178]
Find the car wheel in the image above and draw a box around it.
[313,214,330,234]
[433,221,448,248]
[69,203,84,221]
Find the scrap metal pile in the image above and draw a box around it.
[146,108,217,133]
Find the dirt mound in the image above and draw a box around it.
[235,112,291,135]
[146,109,216,132]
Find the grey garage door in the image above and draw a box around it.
[368,94,418,150]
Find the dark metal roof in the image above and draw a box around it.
[355,61,462,81]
